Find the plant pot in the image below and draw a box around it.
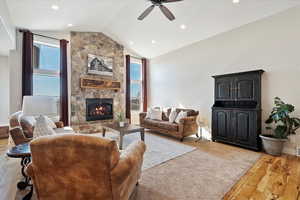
[260,135,287,156]
[119,121,125,127]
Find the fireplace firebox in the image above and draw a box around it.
[86,98,113,121]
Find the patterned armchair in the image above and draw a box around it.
[26,134,146,200]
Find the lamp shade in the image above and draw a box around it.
[22,96,57,117]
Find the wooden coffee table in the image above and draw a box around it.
[102,123,145,150]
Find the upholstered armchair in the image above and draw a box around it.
[8,111,71,145]
[26,134,146,200]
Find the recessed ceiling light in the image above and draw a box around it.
[129,41,134,45]
[233,0,240,4]
[151,40,156,44]
[67,24,73,27]
[180,24,186,30]
[51,5,59,10]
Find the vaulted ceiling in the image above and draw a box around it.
[6,0,300,58]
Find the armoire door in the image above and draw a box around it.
[215,77,234,101]
[212,109,232,141]
[234,74,259,101]
[233,110,256,146]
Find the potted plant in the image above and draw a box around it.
[116,112,125,127]
[260,97,300,156]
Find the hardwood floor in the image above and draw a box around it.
[224,154,300,200]
[2,137,300,200]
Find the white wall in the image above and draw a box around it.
[149,6,300,155]
[0,56,9,125]
[9,31,22,114]
[0,0,15,55]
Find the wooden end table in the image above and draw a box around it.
[7,143,33,200]
[102,123,145,150]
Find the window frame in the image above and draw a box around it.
[130,58,143,111]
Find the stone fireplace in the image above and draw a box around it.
[70,31,125,133]
[86,98,113,121]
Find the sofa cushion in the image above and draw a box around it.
[156,121,178,131]
[143,119,161,127]
[143,119,178,131]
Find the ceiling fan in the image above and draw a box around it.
[138,0,183,21]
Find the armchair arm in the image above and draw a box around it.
[9,127,31,145]
[111,141,146,185]
[139,112,147,125]
[55,121,64,128]
[178,116,199,137]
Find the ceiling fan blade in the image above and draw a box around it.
[163,0,184,3]
[159,5,175,21]
[138,5,155,20]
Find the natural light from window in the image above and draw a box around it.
[33,40,60,117]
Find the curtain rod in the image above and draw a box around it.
[19,29,69,43]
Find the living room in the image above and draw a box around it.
[0,0,300,200]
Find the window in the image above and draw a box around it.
[130,60,142,111]
[33,40,60,117]
[130,59,143,124]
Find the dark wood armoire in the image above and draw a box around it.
[212,70,264,151]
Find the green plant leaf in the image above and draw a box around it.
[274,125,287,139]
[265,118,273,124]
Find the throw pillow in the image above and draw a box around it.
[169,110,178,123]
[146,107,161,119]
[150,109,162,120]
[175,111,187,124]
[162,112,169,121]
[20,116,36,138]
[44,116,57,129]
[145,108,153,119]
[20,116,36,127]
[33,115,56,138]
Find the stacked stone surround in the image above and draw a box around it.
[70,32,125,133]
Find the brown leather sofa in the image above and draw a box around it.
[140,108,199,141]
[26,134,146,200]
[9,111,70,145]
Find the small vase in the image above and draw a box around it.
[119,121,125,127]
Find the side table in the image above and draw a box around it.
[7,143,33,200]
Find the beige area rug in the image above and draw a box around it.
[11,132,195,199]
[104,131,196,170]
[7,133,260,200]
[134,138,261,200]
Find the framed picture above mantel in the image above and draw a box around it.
[80,77,121,91]
[87,54,113,76]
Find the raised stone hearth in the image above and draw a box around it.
[70,32,125,133]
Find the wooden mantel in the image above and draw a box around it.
[80,77,121,90]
